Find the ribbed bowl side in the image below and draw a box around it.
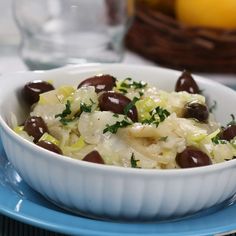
[2,126,236,220]
[148,170,236,218]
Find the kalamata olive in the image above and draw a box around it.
[23,116,48,143]
[219,125,236,141]
[183,102,209,122]
[98,91,138,122]
[23,80,55,105]
[175,70,200,94]
[77,74,116,93]
[37,140,63,155]
[83,151,104,164]
[176,147,212,168]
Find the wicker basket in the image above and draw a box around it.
[126,3,236,73]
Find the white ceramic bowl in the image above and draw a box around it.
[1,64,236,220]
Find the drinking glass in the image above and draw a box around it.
[0,0,20,55]
[13,0,134,70]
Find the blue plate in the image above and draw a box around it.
[1,138,236,236]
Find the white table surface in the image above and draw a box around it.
[0,51,154,73]
[1,50,236,88]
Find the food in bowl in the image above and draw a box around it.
[13,70,236,169]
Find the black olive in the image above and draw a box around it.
[175,70,200,94]
[23,80,55,105]
[176,147,212,168]
[98,91,138,122]
[219,125,236,141]
[23,116,48,143]
[78,74,116,93]
[37,140,62,155]
[83,151,104,164]
[183,102,209,122]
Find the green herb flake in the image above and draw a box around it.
[59,118,74,126]
[227,114,236,126]
[139,91,144,97]
[209,100,217,113]
[142,106,170,127]
[211,135,227,145]
[80,103,93,113]
[55,100,72,125]
[132,81,147,90]
[211,135,220,144]
[130,153,139,168]
[118,88,128,94]
[103,119,132,134]
[120,78,132,89]
[55,100,71,119]
[124,97,139,116]
[55,99,95,125]
[119,78,147,91]
[155,107,170,122]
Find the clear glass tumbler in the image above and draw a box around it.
[0,0,20,55]
[13,0,134,70]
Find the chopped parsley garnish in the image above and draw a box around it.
[211,135,227,144]
[118,78,147,92]
[55,100,71,118]
[132,81,147,89]
[154,107,170,122]
[80,102,93,113]
[212,135,220,144]
[103,119,132,134]
[119,88,128,94]
[142,107,170,127]
[209,100,217,113]
[130,153,139,168]
[57,117,74,126]
[55,100,73,125]
[227,114,236,126]
[55,100,94,125]
[124,97,139,116]
[120,78,132,89]
[139,91,144,97]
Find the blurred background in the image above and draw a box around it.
[126,0,236,74]
[0,0,20,54]
[1,0,236,235]
[1,0,236,79]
